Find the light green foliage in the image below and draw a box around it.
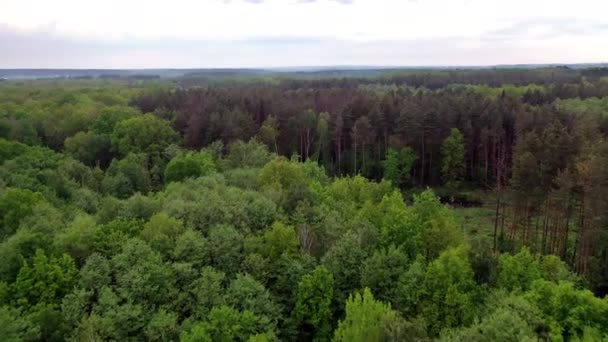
[382,147,417,188]
[441,128,466,191]
[263,222,299,259]
[362,190,416,252]
[14,249,78,307]
[91,106,140,135]
[226,139,274,169]
[326,175,393,209]
[111,113,178,157]
[556,97,608,117]
[411,189,462,259]
[0,146,68,198]
[248,331,279,342]
[258,116,280,154]
[0,188,44,239]
[332,288,403,342]
[0,139,28,164]
[419,247,477,335]
[164,150,216,183]
[160,177,278,233]
[293,266,334,341]
[526,280,608,338]
[497,248,542,292]
[181,306,263,342]
[0,306,40,341]
[93,219,144,257]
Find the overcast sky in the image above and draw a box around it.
[1,0,607,68]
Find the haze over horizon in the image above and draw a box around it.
[1,0,607,69]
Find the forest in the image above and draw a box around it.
[1,67,608,341]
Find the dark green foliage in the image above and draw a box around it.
[64,131,111,166]
[102,153,151,198]
[361,246,408,304]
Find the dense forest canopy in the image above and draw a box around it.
[1,68,608,341]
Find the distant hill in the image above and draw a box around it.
[1,64,606,80]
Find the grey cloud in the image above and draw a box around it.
[0,23,603,68]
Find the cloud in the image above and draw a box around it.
[297,0,355,4]
[1,21,605,69]
[221,0,265,4]
[482,17,608,42]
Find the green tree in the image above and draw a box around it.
[111,114,178,157]
[14,249,78,307]
[496,248,542,292]
[420,247,477,335]
[439,307,537,342]
[139,213,186,257]
[322,231,368,307]
[361,246,408,304]
[111,239,173,306]
[0,188,44,240]
[332,288,403,342]
[225,274,281,332]
[441,128,465,192]
[208,225,244,277]
[181,306,263,342]
[226,139,273,169]
[382,147,417,188]
[64,131,111,167]
[263,222,299,260]
[102,153,151,198]
[0,306,40,341]
[293,266,334,341]
[164,151,216,183]
[258,116,279,154]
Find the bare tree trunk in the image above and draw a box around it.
[493,194,501,253]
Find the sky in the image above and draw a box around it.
[0,0,607,68]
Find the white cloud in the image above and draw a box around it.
[0,0,607,67]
